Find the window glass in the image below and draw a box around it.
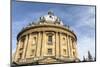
[48,48,52,55]
[48,35,52,45]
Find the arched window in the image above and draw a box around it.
[62,37,66,45]
[32,37,36,45]
[30,49,35,56]
[72,38,75,49]
[19,53,22,59]
[63,49,66,55]
[46,32,54,45]
[20,37,25,50]
[73,51,75,57]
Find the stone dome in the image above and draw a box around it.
[39,11,63,25]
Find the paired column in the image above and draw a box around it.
[70,36,73,58]
[59,32,61,57]
[55,32,60,58]
[41,31,46,56]
[14,40,21,62]
[67,35,73,58]
[66,35,69,57]
[67,35,71,58]
[74,40,78,58]
[36,32,41,57]
[26,34,33,58]
[22,35,29,59]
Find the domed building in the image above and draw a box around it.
[13,11,79,65]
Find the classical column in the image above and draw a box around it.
[69,36,73,58]
[66,35,69,57]
[40,32,43,56]
[14,40,21,62]
[26,34,32,58]
[36,32,41,57]
[55,32,59,58]
[67,35,70,58]
[22,35,29,59]
[41,31,46,56]
[72,38,75,58]
[59,32,61,57]
[74,40,78,58]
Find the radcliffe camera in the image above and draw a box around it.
[12,1,96,66]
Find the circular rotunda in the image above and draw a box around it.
[14,11,79,65]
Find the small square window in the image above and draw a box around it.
[48,48,52,55]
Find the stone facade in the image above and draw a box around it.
[13,11,79,65]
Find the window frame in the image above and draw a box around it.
[47,48,52,55]
[48,35,53,45]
